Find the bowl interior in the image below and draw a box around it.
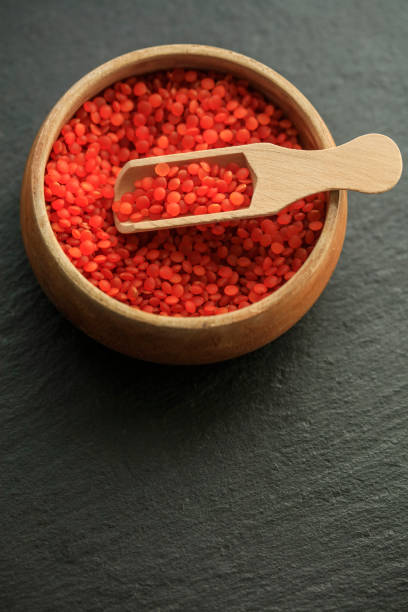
[28,45,341,331]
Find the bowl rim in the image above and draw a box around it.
[25,43,343,331]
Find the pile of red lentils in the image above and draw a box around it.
[114,160,252,223]
[45,69,326,317]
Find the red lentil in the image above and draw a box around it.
[45,69,327,317]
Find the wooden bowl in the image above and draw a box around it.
[20,44,347,365]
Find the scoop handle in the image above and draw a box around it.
[305,133,402,194]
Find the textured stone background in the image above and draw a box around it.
[1,1,407,610]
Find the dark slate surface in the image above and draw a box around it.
[1,0,407,610]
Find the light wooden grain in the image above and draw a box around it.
[20,44,348,364]
[115,134,401,233]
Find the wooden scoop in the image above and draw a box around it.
[114,134,402,234]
